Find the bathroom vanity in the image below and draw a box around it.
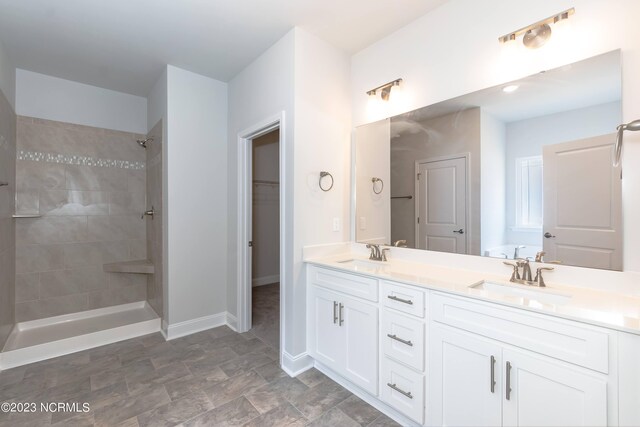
[305,254,640,427]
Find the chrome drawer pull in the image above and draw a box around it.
[387,334,413,347]
[387,383,413,399]
[490,355,496,393]
[387,295,413,305]
[333,301,338,324]
[506,361,512,400]
[339,303,344,326]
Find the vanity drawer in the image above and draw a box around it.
[308,266,378,302]
[381,281,425,317]
[431,292,610,373]
[380,356,425,424]
[382,309,425,372]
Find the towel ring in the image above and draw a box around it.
[372,177,384,194]
[319,171,334,192]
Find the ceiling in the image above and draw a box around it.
[0,0,448,97]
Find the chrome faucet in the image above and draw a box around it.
[513,245,526,260]
[393,240,407,247]
[517,259,533,282]
[504,259,554,287]
[366,244,388,261]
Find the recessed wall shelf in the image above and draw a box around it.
[103,259,155,274]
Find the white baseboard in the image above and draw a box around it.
[314,361,420,427]
[164,312,228,340]
[281,351,314,377]
[226,313,238,331]
[252,275,280,287]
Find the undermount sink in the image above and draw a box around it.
[471,281,572,306]
[336,258,389,272]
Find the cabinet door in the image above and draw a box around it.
[342,294,379,395]
[503,348,607,427]
[308,286,344,368]
[428,325,502,427]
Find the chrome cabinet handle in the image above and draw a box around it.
[387,295,413,305]
[387,334,413,347]
[338,303,344,326]
[333,301,338,324]
[506,361,512,400]
[490,355,496,393]
[387,383,413,399]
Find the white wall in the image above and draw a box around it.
[0,39,15,110]
[166,65,228,325]
[227,27,351,359]
[227,29,296,337]
[15,69,147,134]
[351,0,640,274]
[146,68,168,323]
[147,69,167,133]
[480,110,506,254]
[293,29,351,356]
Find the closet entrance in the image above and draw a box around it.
[249,129,280,349]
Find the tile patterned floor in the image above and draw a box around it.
[0,326,400,426]
[251,283,280,349]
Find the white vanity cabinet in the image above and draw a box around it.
[428,292,613,427]
[306,263,626,427]
[307,267,379,395]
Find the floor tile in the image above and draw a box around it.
[202,371,267,407]
[306,407,360,427]
[338,395,384,426]
[93,385,171,426]
[242,402,306,427]
[182,396,260,427]
[288,377,351,421]
[137,389,213,427]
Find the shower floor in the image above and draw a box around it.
[0,301,160,370]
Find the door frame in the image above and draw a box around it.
[236,111,286,359]
[414,153,470,252]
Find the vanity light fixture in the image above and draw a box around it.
[499,8,575,49]
[502,85,519,93]
[367,78,403,101]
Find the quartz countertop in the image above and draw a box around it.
[306,254,640,336]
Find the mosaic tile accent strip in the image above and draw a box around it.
[0,134,8,151]
[17,150,145,170]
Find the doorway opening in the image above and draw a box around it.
[250,129,280,349]
[236,112,286,363]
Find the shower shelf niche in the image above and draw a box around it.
[103,259,154,274]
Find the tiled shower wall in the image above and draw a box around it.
[14,116,148,322]
[146,120,163,318]
[0,90,16,346]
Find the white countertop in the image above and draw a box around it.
[306,254,640,336]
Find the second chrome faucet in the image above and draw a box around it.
[366,244,389,261]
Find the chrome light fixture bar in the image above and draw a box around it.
[367,78,403,101]
[499,8,575,48]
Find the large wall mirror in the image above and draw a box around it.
[355,50,623,271]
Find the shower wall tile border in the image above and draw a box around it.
[17,150,145,170]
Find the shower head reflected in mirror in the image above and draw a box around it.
[136,137,153,149]
[614,120,640,167]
